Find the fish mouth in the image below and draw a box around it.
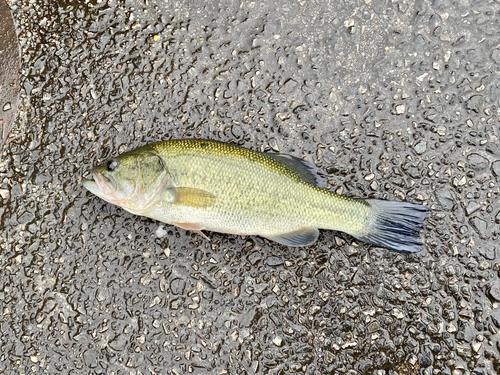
[82,170,116,197]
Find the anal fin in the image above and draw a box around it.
[265,227,319,247]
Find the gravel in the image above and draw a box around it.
[0,0,499,374]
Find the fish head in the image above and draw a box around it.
[83,149,168,214]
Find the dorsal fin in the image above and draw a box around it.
[266,153,326,187]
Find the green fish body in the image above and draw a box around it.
[83,139,429,252]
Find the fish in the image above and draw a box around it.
[83,139,429,253]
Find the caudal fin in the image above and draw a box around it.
[353,199,429,253]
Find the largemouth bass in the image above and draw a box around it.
[83,139,429,253]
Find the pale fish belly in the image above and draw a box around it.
[144,178,369,238]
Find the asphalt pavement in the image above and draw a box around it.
[0,0,499,374]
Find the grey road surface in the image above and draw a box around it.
[1,0,499,374]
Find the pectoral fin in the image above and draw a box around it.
[265,227,319,247]
[172,222,210,241]
[166,187,216,208]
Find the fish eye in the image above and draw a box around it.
[106,160,118,172]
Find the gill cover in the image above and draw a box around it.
[86,150,168,214]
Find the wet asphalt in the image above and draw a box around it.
[0,0,499,374]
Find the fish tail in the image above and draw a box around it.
[352,199,429,253]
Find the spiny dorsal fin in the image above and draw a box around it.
[266,153,326,187]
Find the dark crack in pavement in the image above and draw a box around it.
[1,0,499,374]
[0,0,21,146]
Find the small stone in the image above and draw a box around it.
[418,346,433,367]
[414,140,427,155]
[240,328,250,339]
[472,341,482,353]
[364,173,375,181]
[265,256,283,267]
[478,261,490,270]
[155,225,168,237]
[278,78,297,95]
[392,308,405,319]
[394,190,405,200]
[435,189,454,210]
[395,104,406,114]
[30,355,38,363]
[492,160,500,179]
[0,189,9,200]
[335,236,345,246]
[268,137,279,152]
[491,306,500,328]
[247,251,262,265]
[457,345,472,358]
[348,306,360,318]
[465,202,481,216]
[230,331,239,341]
[491,48,500,64]
[436,125,446,136]
[469,217,488,239]
[488,281,500,302]
[272,336,283,346]
[2,102,11,111]
[479,246,496,260]
[367,321,380,333]
[96,289,109,302]
[109,335,127,351]
[495,211,500,224]
[272,285,280,296]
[467,153,489,170]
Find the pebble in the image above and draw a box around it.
[0,189,9,200]
[418,346,433,367]
[413,140,427,155]
[435,189,454,210]
[392,308,405,319]
[466,153,489,170]
[436,125,447,136]
[367,320,379,333]
[479,246,496,260]
[395,104,406,114]
[488,281,500,302]
[465,201,481,216]
[456,345,471,358]
[155,225,168,238]
[278,78,297,95]
[272,336,283,346]
[491,306,500,328]
[492,160,500,179]
[469,217,488,239]
[471,341,481,353]
[109,335,127,351]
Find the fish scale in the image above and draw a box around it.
[83,139,429,252]
[149,139,368,236]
